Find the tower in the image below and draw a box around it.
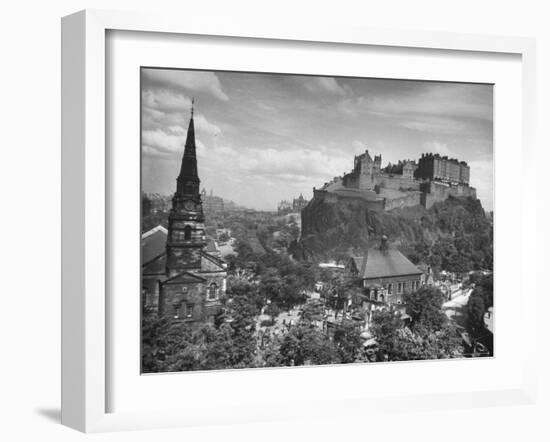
[166,101,206,277]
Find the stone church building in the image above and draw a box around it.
[141,105,227,323]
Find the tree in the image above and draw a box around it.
[404,286,448,331]
[370,310,404,361]
[218,232,230,243]
[141,307,171,373]
[279,324,340,366]
[226,294,259,368]
[370,310,462,362]
[264,302,281,325]
[255,331,284,367]
[333,321,363,363]
[466,273,493,338]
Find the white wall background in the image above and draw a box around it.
[0,0,547,441]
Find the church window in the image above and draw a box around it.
[183,225,192,240]
[173,304,182,319]
[181,287,188,294]
[207,283,218,300]
[185,303,194,318]
[388,283,393,295]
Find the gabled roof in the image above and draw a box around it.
[163,270,206,285]
[141,225,168,264]
[351,248,422,279]
[142,253,166,276]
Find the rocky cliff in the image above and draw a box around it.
[292,195,492,273]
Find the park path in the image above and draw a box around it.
[442,288,472,329]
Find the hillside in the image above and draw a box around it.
[293,196,493,273]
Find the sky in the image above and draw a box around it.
[141,68,494,211]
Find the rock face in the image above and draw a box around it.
[294,195,492,272]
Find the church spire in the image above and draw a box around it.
[176,99,200,196]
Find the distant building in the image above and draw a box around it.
[344,236,424,326]
[142,193,171,214]
[141,105,227,323]
[415,153,470,185]
[277,200,292,214]
[292,194,309,211]
[402,161,418,180]
[202,188,225,212]
[278,195,309,214]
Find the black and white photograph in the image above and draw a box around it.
[140,68,494,373]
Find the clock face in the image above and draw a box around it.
[183,200,195,211]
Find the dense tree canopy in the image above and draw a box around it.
[466,273,493,338]
[370,310,462,362]
[404,286,448,331]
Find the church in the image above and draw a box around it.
[141,104,227,323]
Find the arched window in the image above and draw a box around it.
[183,225,192,240]
[207,283,218,300]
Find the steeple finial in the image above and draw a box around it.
[191,97,195,118]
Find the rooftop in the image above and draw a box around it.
[141,225,168,264]
[351,247,423,279]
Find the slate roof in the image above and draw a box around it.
[142,254,166,275]
[141,225,168,264]
[352,248,423,279]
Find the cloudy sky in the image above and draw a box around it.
[141,68,493,211]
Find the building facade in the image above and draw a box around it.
[141,106,227,323]
[342,149,382,190]
[344,237,424,326]
[202,188,225,213]
[415,153,470,185]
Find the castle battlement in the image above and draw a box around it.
[313,149,476,212]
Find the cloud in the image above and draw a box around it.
[142,89,191,112]
[337,83,492,131]
[422,140,454,157]
[469,158,494,211]
[142,69,229,101]
[362,84,492,121]
[142,89,222,134]
[305,77,349,96]
[142,129,186,154]
[208,144,350,184]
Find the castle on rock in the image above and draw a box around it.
[312,149,476,211]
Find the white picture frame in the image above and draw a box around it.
[61,9,537,433]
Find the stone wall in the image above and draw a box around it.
[420,181,477,209]
[383,191,423,211]
[375,173,420,191]
[160,272,225,323]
